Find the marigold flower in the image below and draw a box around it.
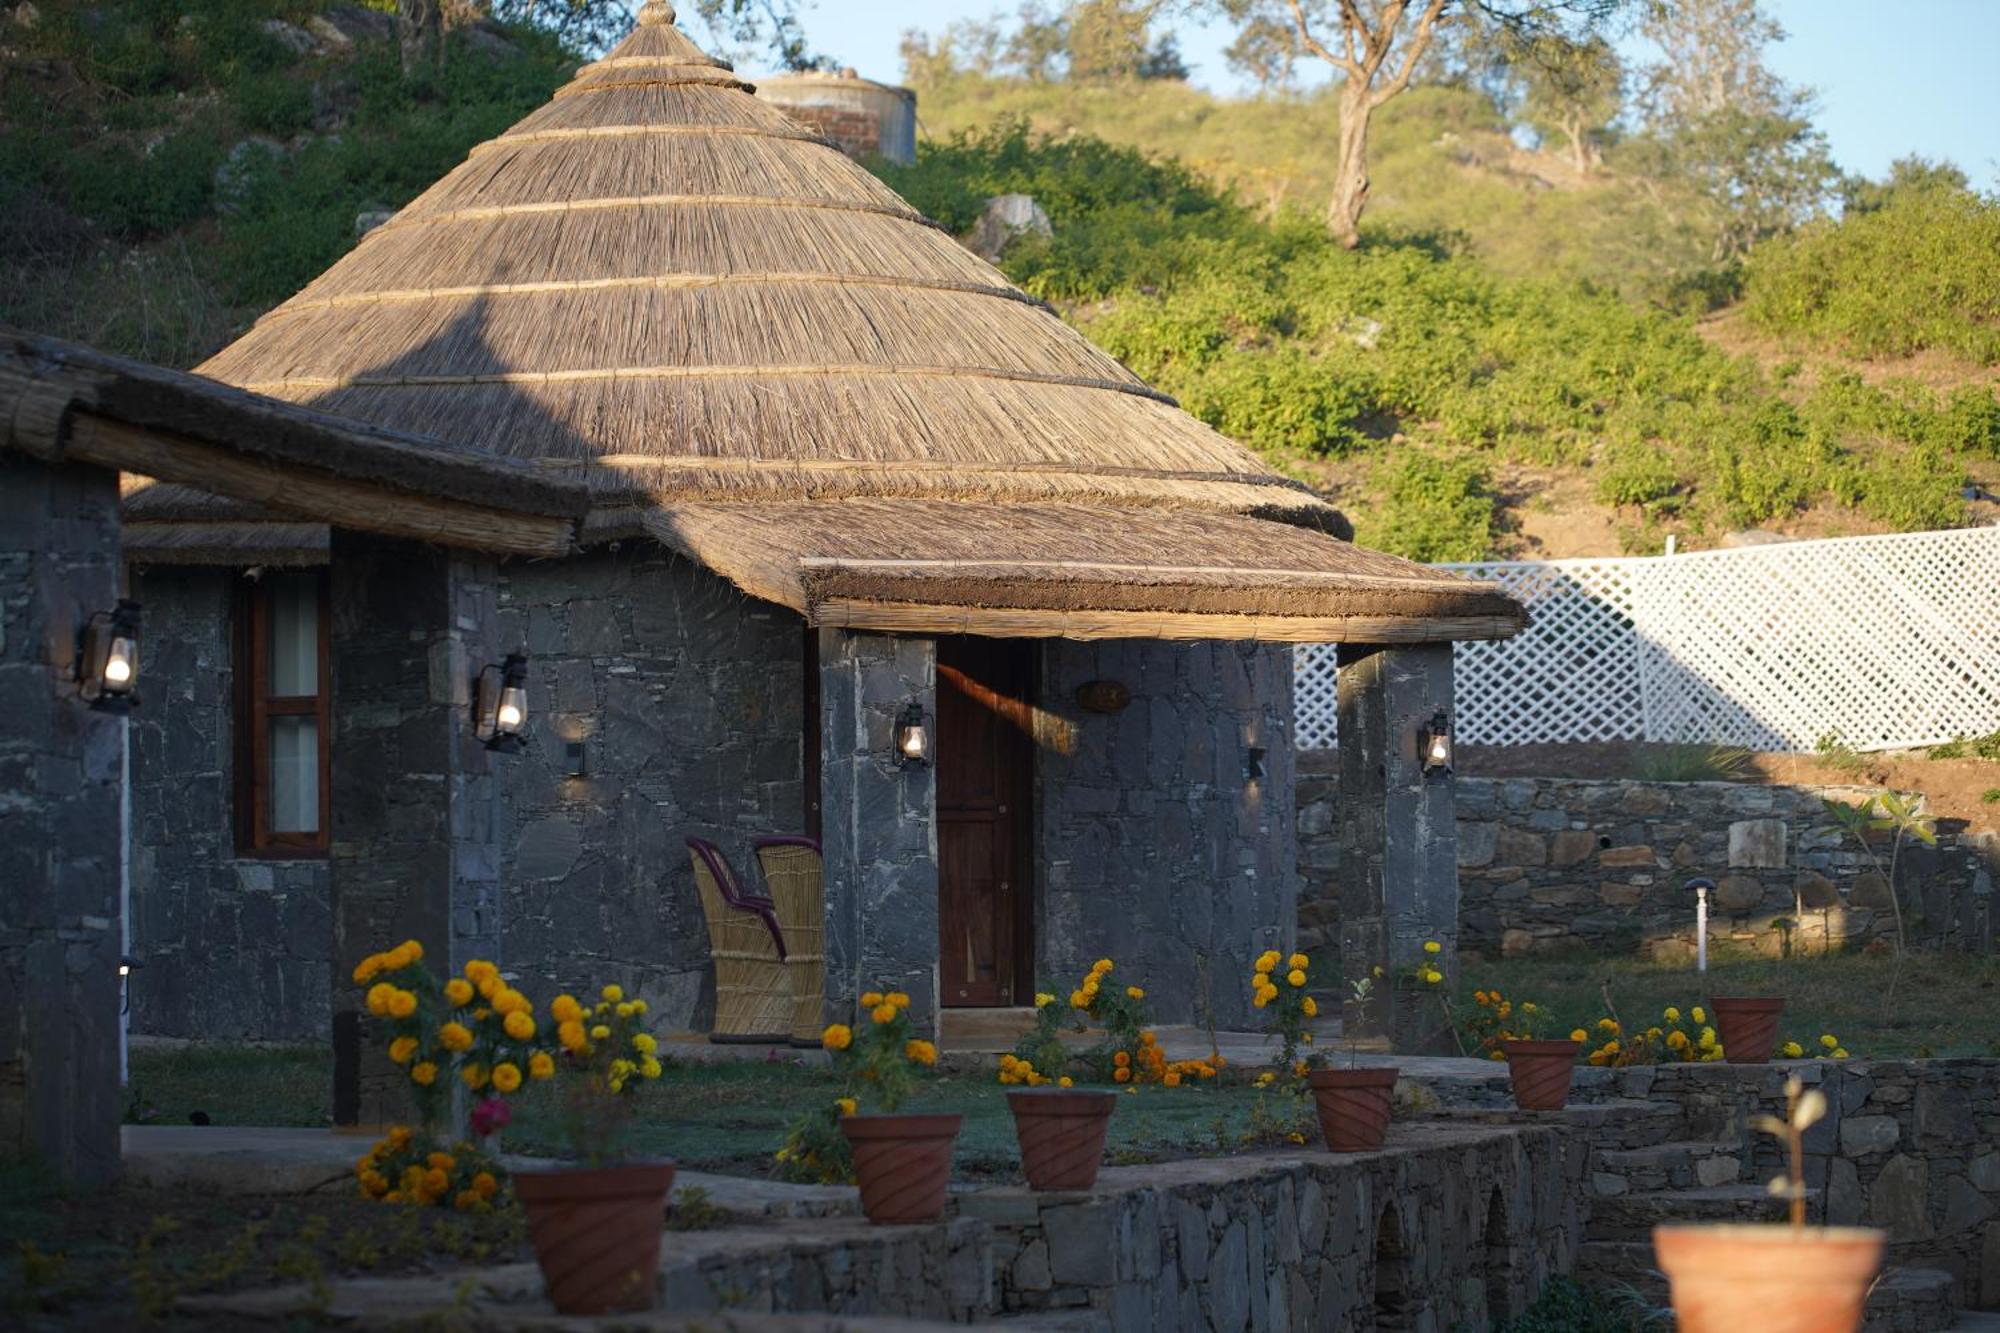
[1113,1067,1131,1083]
[1163,1070,1182,1087]
[836,1097,857,1116]
[1488,1050,1506,1061]
[1113,1050,1131,1067]
[491,1062,522,1093]
[641,1058,662,1079]
[529,1051,555,1080]
[1069,989,1089,1009]
[411,1061,437,1086]
[1286,969,1307,987]
[859,991,884,1008]
[601,984,624,1003]
[1597,1018,1619,1033]
[1690,1006,1706,1025]
[887,991,912,1009]
[473,1171,498,1199]
[461,1063,487,1090]
[365,983,396,1017]
[1302,996,1319,1018]
[1780,1041,1804,1059]
[1256,950,1282,972]
[1570,1028,1588,1043]
[439,1021,473,1053]
[1422,969,1442,985]
[386,988,417,1019]
[1588,1049,1609,1066]
[503,1011,536,1042]
[905,1039,937,1066]
[1474,989,1490,1005]
[551,994,582,1023]
[464,960,498,985]
[1663,1006,1681,1023]
[388,1036,419,1065]
[1819,1034,1838,1050]
[353,954,385,985]
[1289,952,1310,970]
[616,1002,634,1018]
[632,999,648,1016]
[1832,1048,1848,1059]
[870,1003,898,1025]
[1059,1076,1073,1088]
[591,1024,611,1040]
[1423,940,1441,955]
[1093,958,1114,973]
[1127,985,1145,1000]
[558,1020,587,1052]
[632,1032,657,1055]
[822,1023,853,1051]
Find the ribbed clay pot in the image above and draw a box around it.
[840,1112,962,1223]
[1502,1040,1581,1110]
[513,1160,675,1315]
[1008,1089,1116,1190]
[1710,996,1786,1064]
[1307,1067,1398,1151]
[1655,1224,1885,1333]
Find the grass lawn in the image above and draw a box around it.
[1448,950,2000,1059]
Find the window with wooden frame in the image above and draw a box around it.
[236,570,331,856]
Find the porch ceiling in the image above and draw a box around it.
[644,499,1527,644]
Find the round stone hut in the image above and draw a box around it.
[118,1,1523,1050]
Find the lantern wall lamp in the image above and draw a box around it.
[77,598,141,712]
[894,702,931,767]
[1418,710,1453,776]
[474,653,529,753]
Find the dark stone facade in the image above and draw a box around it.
[495,549,806,1031]
[125,566,330,1040]
[0,455,124,1184]
[1037,639,1295,1031]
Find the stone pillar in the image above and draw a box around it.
[1335,642,1458,1051]
[818,630,938,1033]
[329,532,505,1126]
[0,455,124,1185]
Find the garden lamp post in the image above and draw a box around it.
[1685,877,1714,973]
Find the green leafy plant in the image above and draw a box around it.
[1823,792,1936,958]
[1632,744,1752,782]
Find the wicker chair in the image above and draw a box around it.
[687,837,791,1043]
[755,837,826,1047]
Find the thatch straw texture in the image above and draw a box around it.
[173,5,1524,640]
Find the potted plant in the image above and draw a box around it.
[1465,987,1578,1110]
[1002,990,1116,1191]
[826,989,957,1223]
[511,982,674,1316]
[1709,995,1786,1064]
[1655,1076,1885,1332]
[1306,967,1397,1152]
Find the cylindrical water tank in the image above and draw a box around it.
[754,68,917,166]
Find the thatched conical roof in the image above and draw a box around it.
[172,2,1523,642]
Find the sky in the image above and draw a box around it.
[734,0,2000,187]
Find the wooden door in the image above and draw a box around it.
[936,636,1035,1008]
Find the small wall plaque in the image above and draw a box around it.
[1075,680,1131,714]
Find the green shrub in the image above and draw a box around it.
[1352,451,1496,563]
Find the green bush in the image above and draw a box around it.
[1352,451,1497,563]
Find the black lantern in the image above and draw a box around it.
[78,599,141,712]
[474,653,529,753]
[120,954,143,1015]
[894,702,931,767]
[1418,710,1453,775]
[1245,745,1267,782]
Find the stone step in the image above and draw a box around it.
[1573,1239,1668,1301]
[1556,1098,1685,1143]
[1590,1140,1743,1195]
[1589,1183,1813,1240]
[1864,1267,1961,1333]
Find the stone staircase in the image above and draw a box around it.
[1574,1102,1964,1333]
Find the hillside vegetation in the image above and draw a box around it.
[2,3,1996,560]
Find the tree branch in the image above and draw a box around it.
[1369,0,1449,108]
[1290,0,1356,74]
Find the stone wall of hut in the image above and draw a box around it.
[126,566,331,1041]
[1038,639,1297,1030]
[492,547,808,1032]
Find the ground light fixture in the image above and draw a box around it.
[474,653,530,753]
[895,702,931,767]
[1418,710,1453,775]
[78,599,141,712]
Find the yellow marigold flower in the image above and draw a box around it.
[1647,1027,1663,1040]
[439,1021,473,1053]
[473,1171,498,1199]
[529,1051,555,1080]
[1588,1049,1609,1066]
[453,1190,478,1211]
[1832,1048,1848,1059]
[387,1125,412,1146]
[1256,950,1281,972]
[1082,980,1099,998]
[632,1000,647,1015]
[1113,1050,1131,1067]
[1597,1018,1619,1033]
[427,1152,456,1172]
[1667,1030,1690,1050]
[640,1057,663,1080]
[558,1020,587,1052]
[1252,991,1271,1010]
[1698,1028,1718,1049]
[870,1003,898,1025]
[632,1032,657,1055]
[590,1024,611,1041]
[1288,953,1310,971]
[1163,1070,1182,1087]
[438,978,471,1008]
[551,994,582,1023]
[1570,1028,1588,1043]
[609,1058,635,1081]
[822,1023,853,1051]
[1069,989,1089,1009]
[887,991,912,1009]
[1422,969,1442,985]
[365,983,395,1017]
[492,1062,522,1094]
[1302,996,1319,1018]
[1093,958,1113,973]
[491,988,529,1016]
[503,1011,536,1042]
[905,1039,937,1066]
[859,991,884,1009]
[464,960,497,985]
[1663,1006,1681,1023]
[386,988,417,1019]
[1113,1067,1131,1083]
[423,1167,448,1195]
[1059,1076,1073,1088]
[1820,1034,1838,1050]
[352,954,384,985]
[616,1002,634,1018]
[1780,1041,1804,1059]
[836,1097,857,1116]
[1423,940,1441,955]
[1488,1050,1506,1061]
[411,1061,437,1086]
[1286,969,1307,987]
[1690,1006,1706,1025]
[1474,989,1489,1005]
[388,1036,419,1065]
[476,974,500,1001]
[1602,1039,1620,1055]
[601,984,624,1003]
[1127,986,1145,1000]
[461,1063,488,1090]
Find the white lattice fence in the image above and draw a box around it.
[1294,526,2000,752]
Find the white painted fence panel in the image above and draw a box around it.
[1294,526,2000,753]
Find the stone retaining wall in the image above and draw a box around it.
[963,1120,1584,1331]
[1298,757,1998,960]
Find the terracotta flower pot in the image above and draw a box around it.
[513,1160,675,1316]
[1008,1089,1117,1190]
[1655,1224,1885,1333]
[1307,1067,1398,1151]
[1710,996,1786,1064]
[1501,1039,1581,1110]
[840,1112,962,1223]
